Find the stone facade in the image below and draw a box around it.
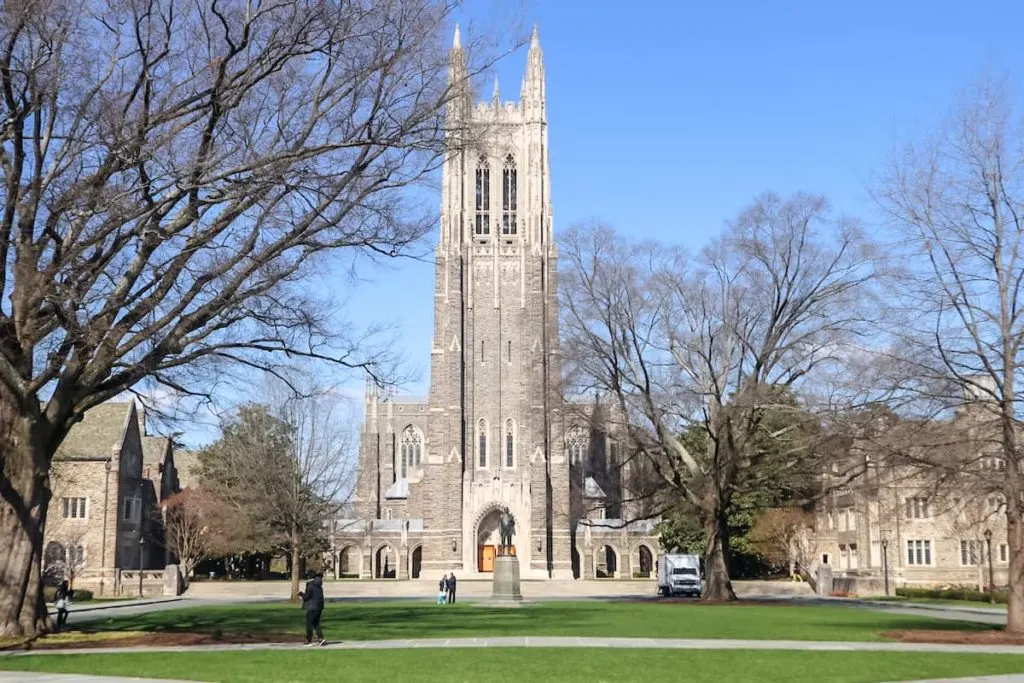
[813,398,1010,594]
[331,27,659,581]
[45,401,181,595]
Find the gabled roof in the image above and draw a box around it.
[142,435,171,466]
[384,478,410,500]
[55,402,133,460]
[584,476,606,500]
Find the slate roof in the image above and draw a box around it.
[583,476,607,500]
[55,402,132,460]
[142,435,171,466]
[384,478,410,500]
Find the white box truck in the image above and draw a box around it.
[657,553,702,597]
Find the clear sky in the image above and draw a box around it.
[177,0,1024,442]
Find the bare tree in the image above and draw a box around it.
[875,78,1024,631]
[161,489,217,585]
[0,0,506,636]
[560,194,875,600]
[748,507,819,588]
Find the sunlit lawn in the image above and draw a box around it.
[2,649,1024,683]
[73,600,995,643]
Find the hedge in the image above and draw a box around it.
[44,586,94,603]
[895,585,1007,604]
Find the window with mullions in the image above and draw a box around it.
[502,154,517,235]
[478,419,488,468]
[475,157,490,235]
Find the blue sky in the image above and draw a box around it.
[176,1,1024,443]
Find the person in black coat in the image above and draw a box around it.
[446,573,457,604]
[298,573,326,646]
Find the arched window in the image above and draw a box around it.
[567,425,587,465]
[505,419,515,468]
[502,154,517,235]
[478,419,488,468]
[400,425,423,477]
[475,156,490,235]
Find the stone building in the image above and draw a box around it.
[330,27,659,581]
[44,401,181,595]
[814,392,1010,594]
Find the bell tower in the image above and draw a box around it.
[424,26,572,578]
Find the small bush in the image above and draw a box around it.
[43,586,94,603]
[895,585,1008,604]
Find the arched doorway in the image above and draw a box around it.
[476,508,505,573]
[571,547,581,579]
[338,546,355,579]
[596,545,618,578]
[411,546,422,579]
[374,545,396,579]
[637,545,654,578]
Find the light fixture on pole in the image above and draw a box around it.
[984,528,994,602]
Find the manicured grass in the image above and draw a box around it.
[79,600,994,643]
[2,648,1024,682]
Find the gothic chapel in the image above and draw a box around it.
[333,26,658,582]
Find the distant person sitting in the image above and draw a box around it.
[298,573,327,646]
[54,580,73,632]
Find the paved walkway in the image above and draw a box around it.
[5,636,1024,657]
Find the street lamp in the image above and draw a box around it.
[984,528,994,603]
[137,480,146,597]
[881,538,890,597]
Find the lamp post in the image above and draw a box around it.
[137,480,146,597]
[881,538,890,597]
[984,528,994,603]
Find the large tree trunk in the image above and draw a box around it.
[289,524,301,603]
[1007,510,1024,633]
[0,437,53,638]
[702,507,736,601]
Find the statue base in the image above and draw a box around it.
[490,554,523,604]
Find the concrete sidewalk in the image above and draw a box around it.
[5,635,1024,657]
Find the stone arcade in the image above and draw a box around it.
[330,26,659,582]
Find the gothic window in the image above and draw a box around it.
[505,419,515,468]
[502,154,517,235]
[478,419,488,468]
[475,156,490,235]
[567,425,587,465]
[400,425,423,477]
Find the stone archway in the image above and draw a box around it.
[476,508,502,573]
[338,546,356,579]
[636,545,654,578]
[410,546,422,579]
[374,544,397,579]
[595,544,618,579]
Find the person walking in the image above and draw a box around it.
[446,573,457,604]
[54,580,73,632]
[298,573,327,646]
[437,574,448,605]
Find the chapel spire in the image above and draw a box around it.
[521,24,545,121]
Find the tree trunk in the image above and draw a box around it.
[289,524,301,603]
[1007,510,1024,633]
[702,508,736,601]
[0,439,53,638]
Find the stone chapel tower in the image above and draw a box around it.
[422,26,572,579]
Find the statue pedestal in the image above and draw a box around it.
[491,554,523,605]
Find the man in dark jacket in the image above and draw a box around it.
[446,573,457,604]
[298,573,327,646]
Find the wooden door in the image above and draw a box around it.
[480,545,496,572]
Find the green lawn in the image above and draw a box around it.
[874,596,1007,610]
[78,600,994,643]
[1,649,1023,682]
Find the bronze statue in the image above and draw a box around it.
[498,507,516,554]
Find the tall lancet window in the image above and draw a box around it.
[400,425,423,478]
[502,154,517,235]
[478,419,488,468]
[505,419,515,468]
[475,156,490,235]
